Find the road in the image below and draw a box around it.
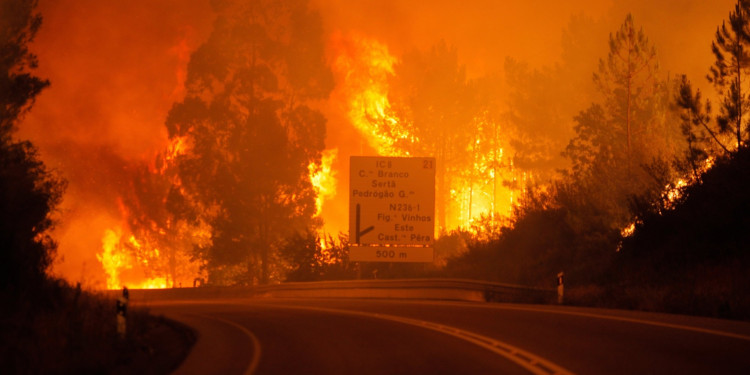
[147,298,750,374]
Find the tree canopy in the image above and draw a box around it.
[564,13,683,230]
[164,0,333,285]
[0,0,65,294]
[709,0,750,149]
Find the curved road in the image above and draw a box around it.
[148,298,750,374]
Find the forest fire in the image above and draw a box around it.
[63,16,537,289]
[97,212,209,290]
[329,34,521,230]
[12,0,737,291]
[7,3,750,373]
[98,229,168,290]
[95,128,203,289]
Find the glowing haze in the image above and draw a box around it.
[20,0,733,288]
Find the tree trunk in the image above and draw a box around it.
[260,197,270,284]
[737,64,743,149]
[625,28,636,179]
[436,134,447,232]
[738,0,744,149]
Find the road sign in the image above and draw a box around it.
[349,156,435,262]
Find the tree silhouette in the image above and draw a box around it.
[165,0,332,285]
[674,76,730,178]
[709,0,750,149]
[0,0,65,293]
[564,14,682,229]
[595,14,659,156]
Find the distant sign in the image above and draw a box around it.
[349,156,435,262]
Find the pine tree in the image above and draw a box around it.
[709,0,750,149]
[566,14,667,180]
[593,13,659,159]
[675,75,730,178]
[565,14,681,230]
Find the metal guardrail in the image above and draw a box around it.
[253,278,557,303]
[116,278,557,304]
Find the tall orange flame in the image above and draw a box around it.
[331,33,412,156]
[309,148,338,217]
[97,228,168,290]
[96,136,205,289]
[329,33,522,232]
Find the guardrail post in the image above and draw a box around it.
[557,272,564,304]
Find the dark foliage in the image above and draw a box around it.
[443,184,619,288]
[0,0,65,296]
[611,147,750,318]
[0,140,64,294]
[281,231,356,282]
[708,0,750,149]
[620,147,750,264]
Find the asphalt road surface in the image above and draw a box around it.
[147,298,750,374]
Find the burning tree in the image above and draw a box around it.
[674,76,729,178]
[332,36,524,231]
[387,42,479,231]
[164,0,333,285]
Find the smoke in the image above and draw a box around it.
[18,0,735,285]
[316,0,733,234]
[19,0,213,286]
[315,0,729,82]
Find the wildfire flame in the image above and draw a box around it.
[97,228,168,290]
[331,33,411,156]
[96,135,205,290]
[330,33,521,232]
[309,148,338,217]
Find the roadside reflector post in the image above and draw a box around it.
[557,272,564,305]
[116,286,129,339]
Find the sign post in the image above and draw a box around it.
[349,156,435,262]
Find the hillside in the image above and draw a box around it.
[605,147,750,319]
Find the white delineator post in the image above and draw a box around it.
[557,272,564,305]
[116,286,129,339]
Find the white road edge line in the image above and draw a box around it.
[430,302,750,342]
[268,304,574,375]
[190,313,262,375]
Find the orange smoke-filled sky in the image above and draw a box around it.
[19,0,732,285]
[20,0,214,286]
